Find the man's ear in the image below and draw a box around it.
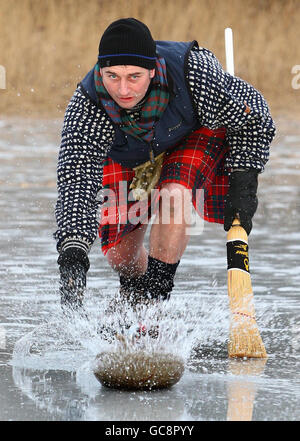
[149,68,155,79]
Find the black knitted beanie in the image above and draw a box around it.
[98,18,156,69]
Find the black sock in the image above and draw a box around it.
[119,256,180,302]
[145,256,180,301]
[119,273,146,294]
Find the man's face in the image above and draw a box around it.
[100,65,155,109]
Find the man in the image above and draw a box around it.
[54,18,275,318]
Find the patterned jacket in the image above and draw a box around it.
[54,41,276,255]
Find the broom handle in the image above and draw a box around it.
[225,32,241,234]
[225,28,235,75]
[225,30,255,316]
[232,218,240,227]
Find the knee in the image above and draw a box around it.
[106,247,133,273]
[106,244,147,276]
[160,183,191,217]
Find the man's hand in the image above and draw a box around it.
[224,169,259,235]
[58,247,90,311]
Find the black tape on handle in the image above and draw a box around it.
[227,240,250,273]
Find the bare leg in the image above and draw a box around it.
[149,183,191,263]
[106,183,191,305]
[106,224,148,277]
[106,183,191,278]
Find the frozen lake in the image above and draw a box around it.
[0,117,299,421]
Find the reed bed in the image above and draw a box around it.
[0,0,299,118]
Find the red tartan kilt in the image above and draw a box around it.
[99,127,229,255]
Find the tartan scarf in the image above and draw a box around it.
[94,57,169,143]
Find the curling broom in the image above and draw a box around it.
[227,219,267,358]
[225,29,267,358]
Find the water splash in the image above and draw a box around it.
[11,292,230,373]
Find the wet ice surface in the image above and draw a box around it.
[0,117,299,421]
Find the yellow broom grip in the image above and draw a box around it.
[232,218,241,227]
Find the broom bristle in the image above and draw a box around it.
[227,220,267,358]
[228,315,267,358]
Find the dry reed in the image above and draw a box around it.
[0,0,299,118]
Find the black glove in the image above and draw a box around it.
[58,247,90,311]
[224,169,259,235]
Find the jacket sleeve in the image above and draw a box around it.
[187,46,276,171]
[53,87,114,254]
